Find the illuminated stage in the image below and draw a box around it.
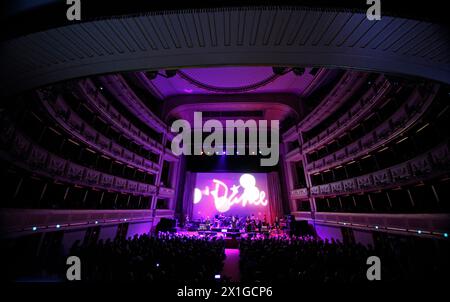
[192,173,271,220]
[176,171,288,243]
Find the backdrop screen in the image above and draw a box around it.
[193,173,270,220]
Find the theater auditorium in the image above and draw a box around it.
[0,1,449,284]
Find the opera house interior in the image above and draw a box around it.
[0,0,449,288]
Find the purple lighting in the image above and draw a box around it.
[193,173,270,219]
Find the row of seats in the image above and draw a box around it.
[306,83,439,174]
[0,120,158,196]
[38,91,159,175]
[77,79,165,154]
[302,75,390,153]
[296,71,368,132]
[309,140,450,197]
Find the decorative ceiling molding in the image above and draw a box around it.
[1,6,449,97]
[162,93,301,122]
[176,70,283,93]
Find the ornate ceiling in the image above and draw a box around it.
[1,6,448,97]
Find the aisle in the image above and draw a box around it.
[222,249,240,282]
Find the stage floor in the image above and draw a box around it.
[174,228,288,240]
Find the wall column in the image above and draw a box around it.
[298,130,317,217]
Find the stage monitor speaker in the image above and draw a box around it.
[156,218,177,233]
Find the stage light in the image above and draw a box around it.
[222,151,226,155]
[272,67,288,75]
[416,123,429,133]
[95,221,99,224]
[146,71,158,80]
[309,67,320,76]
[417,230,422,234]
[156,263,160,267]
[165,69,178,78]
[32,226,37,231]
[214,274,221,279]
[375,226,379,229]
[56,224,60,228]
[292,67,305,76]
[444,233,448,238]
[124,218,127,222]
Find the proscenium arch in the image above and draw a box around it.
[1,6,449,97]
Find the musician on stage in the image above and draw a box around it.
[213,216,220,228]
[257,219,262,232]
[205,216,211,230]
[274,216,280,229]
[231,215,237,229]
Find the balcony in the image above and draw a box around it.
[39,92,159,174]
[0,209,155,236]
[314,212,450,236]
[297,71,368,132]
[77,79,164,154]
[310,141,450,197]
[302,75,391,153]
[307,84,439,174]
[1,130,158,197]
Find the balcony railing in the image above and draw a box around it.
[297,71,369,132]
[306,83,439,174]
[99,75,169,136]
[290,188,309,199]
[314,212,450,235]
[0,125,158,197]
[309,140,450,197]
[39,91,159,174]
[77,79,164,154]
[302,75,391,153]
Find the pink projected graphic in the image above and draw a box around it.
[193,173,270,219]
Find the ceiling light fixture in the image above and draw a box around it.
[292,67,305,76]
[272,67,289,75]
[146,71,158,80]
[146,69,178,80]
[164,69,178,78]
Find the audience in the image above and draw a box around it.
[3,231,448,282]
[239,235,449,282]
[69,232,226,281]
